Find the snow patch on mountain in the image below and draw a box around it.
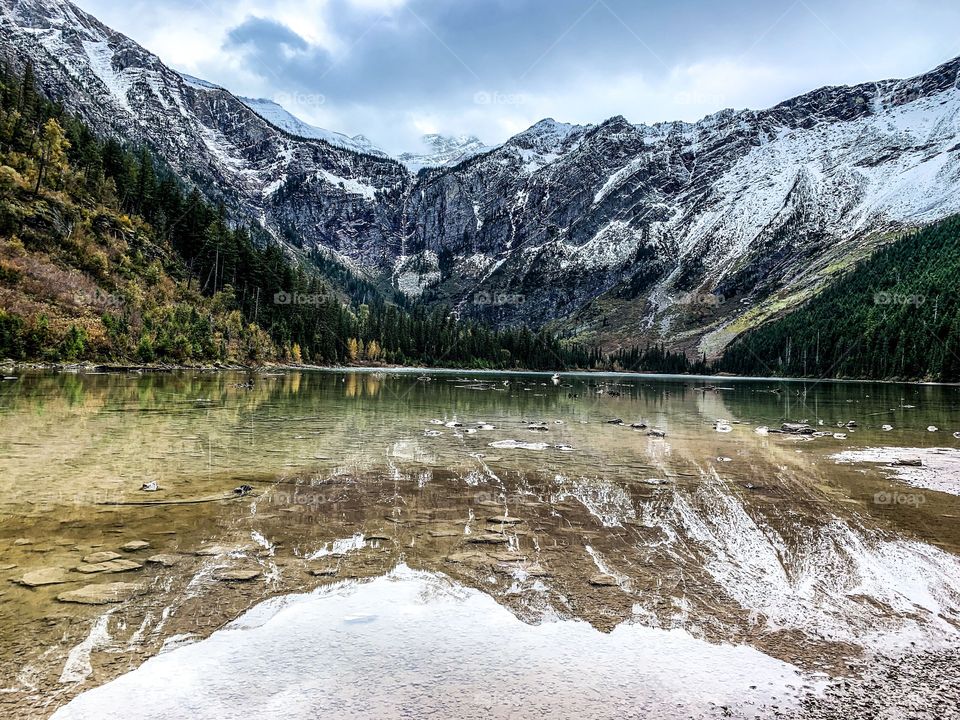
[394,251,441,296]
[178,72,221,91]
[315,169,379,201]
[560,221,641,270]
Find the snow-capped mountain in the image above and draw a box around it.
[236,94,388,158]
[0,0,409,269]
[4,0,960,356]
[398,134,495,172]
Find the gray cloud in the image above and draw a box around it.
[75,0,960,154]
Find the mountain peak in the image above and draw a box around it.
[398,134,493,172]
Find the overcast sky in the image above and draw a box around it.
[73,0,960,154]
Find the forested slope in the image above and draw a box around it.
[719,216,960,381]
[0,64,594,369]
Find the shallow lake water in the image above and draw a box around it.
[1,369,960,718]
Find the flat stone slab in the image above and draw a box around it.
[16,567,73,587]
[82,551,123,564]
[487,551,528,562]
[465,534,509,545]
[75,559,142,574]
[445,552,487,564]
[428,529,463,538]
[195,544,251,557]
[214,569,261,582]
[589,574,620,587]
[57,582,144,605]
[120,540,151,552]
[145,554,181,567]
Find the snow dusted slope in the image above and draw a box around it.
[402,64,960,354]
[237,95,388,158]
[3,0,960,355]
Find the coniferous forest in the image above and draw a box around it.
[718,215,960,382]
[0,62,603,370]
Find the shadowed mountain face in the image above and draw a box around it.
[4,0,960,354]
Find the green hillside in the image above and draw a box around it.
[719,215,960,381]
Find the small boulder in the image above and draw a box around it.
[893,457,923,467]
[781,423,814,435]
[145,554,181,568]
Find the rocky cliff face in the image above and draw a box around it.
[4,0,960,355]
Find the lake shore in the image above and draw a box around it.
[3,360,959,387]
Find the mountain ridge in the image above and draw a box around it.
[3,0,960,358]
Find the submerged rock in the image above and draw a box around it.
[120,540,151,552]
[82,551,123,564]
[588,574,619,587]
[75,559,142,574]
[465,533,510,545]
[214,569,262,582]
[445,551,486,564]
[16,567,73,587]
[56,582,144,605]
[428,529,463,538]
[307,567,338,577]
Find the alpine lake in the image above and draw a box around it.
[1,368,959,719]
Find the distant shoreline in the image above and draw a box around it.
[3,361,958,387]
